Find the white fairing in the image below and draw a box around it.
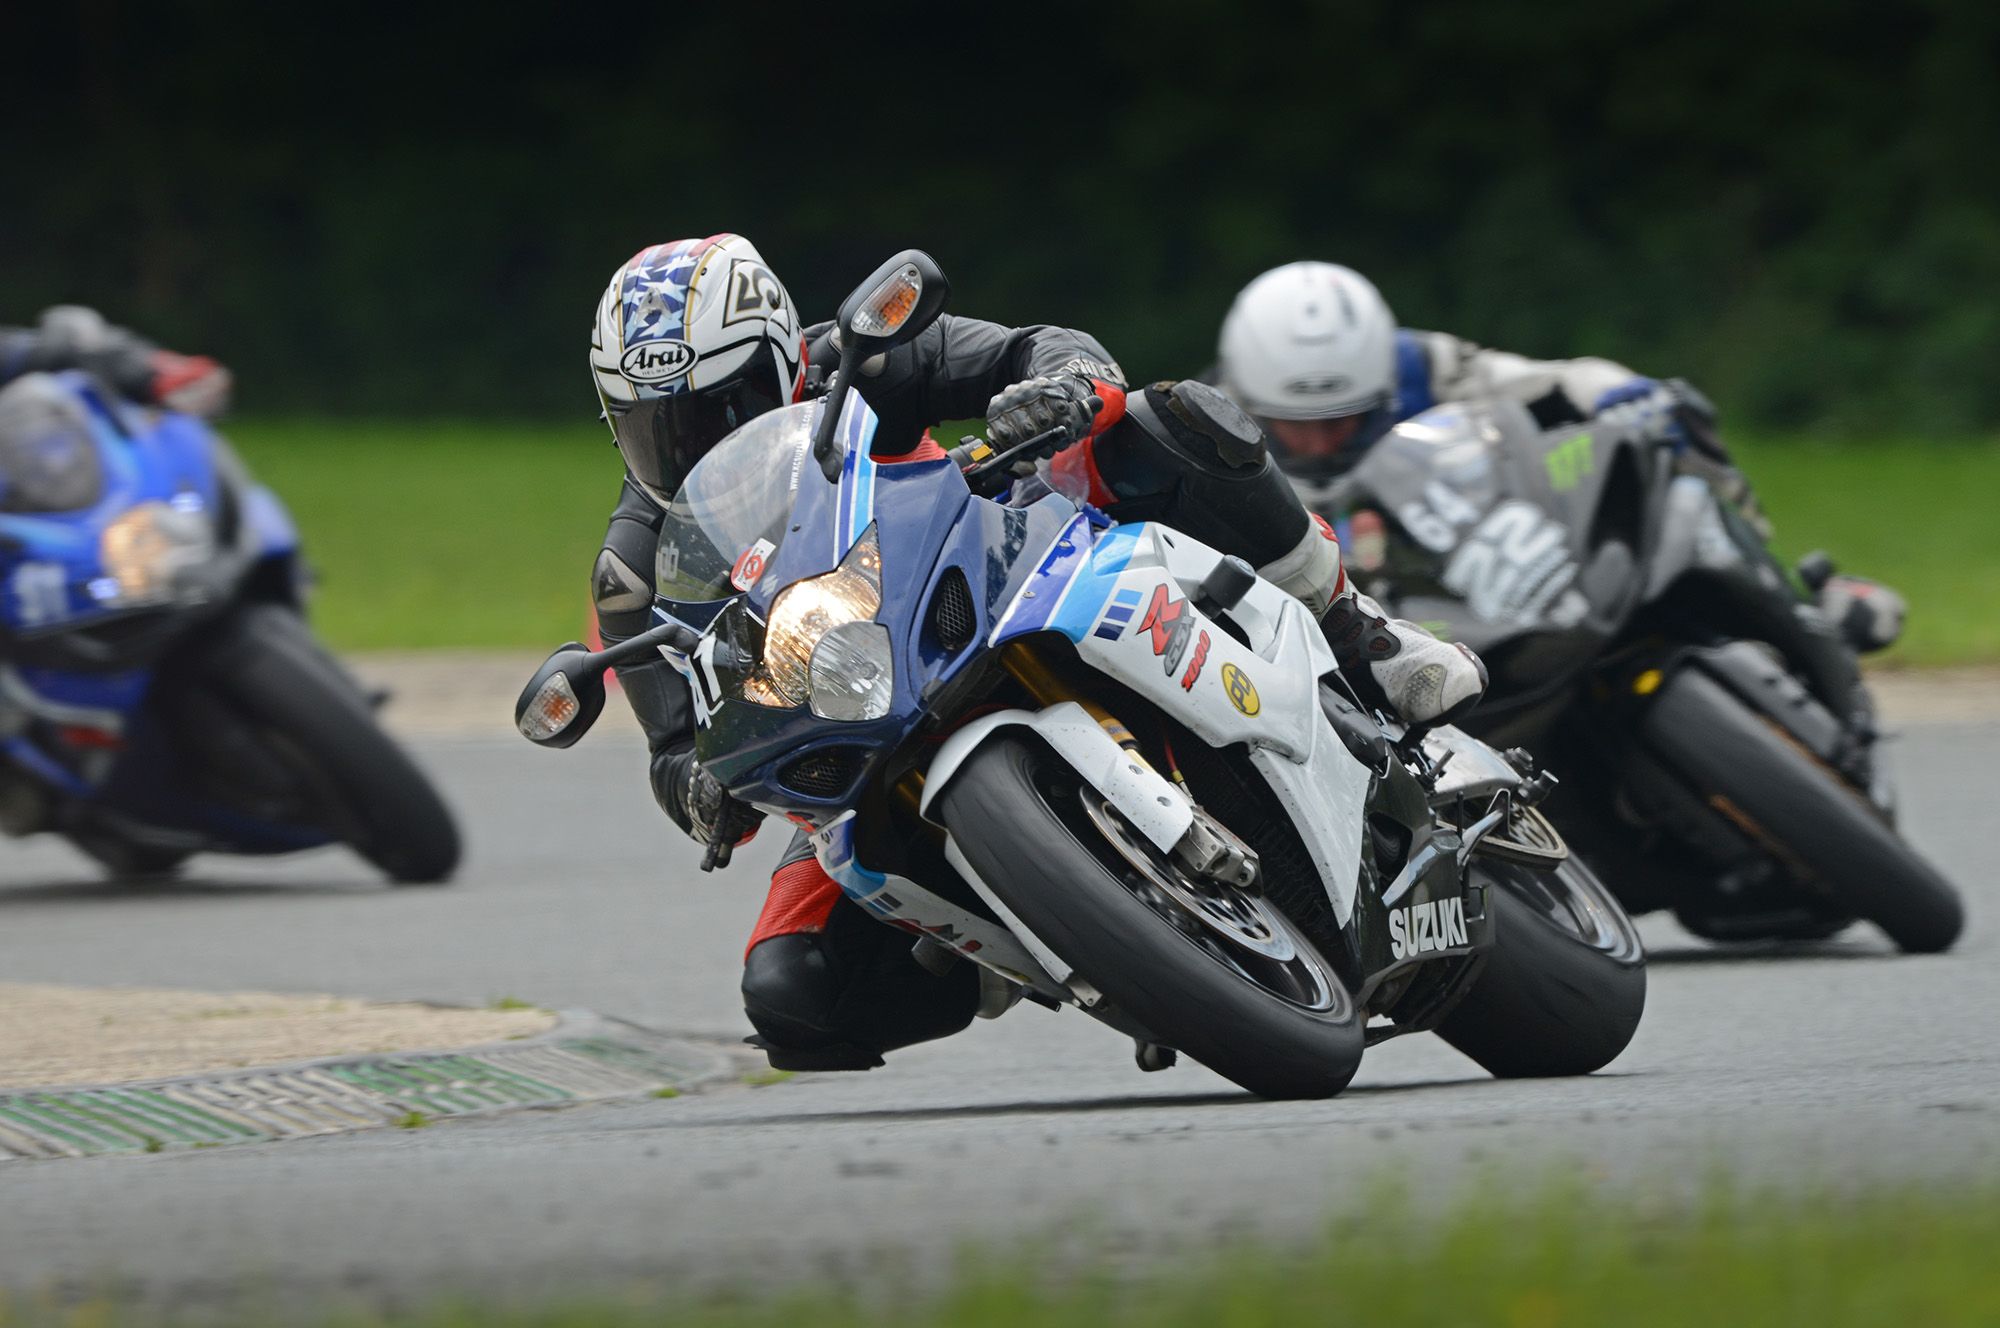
[927,521,1373,926]
[1070,525,1369,922]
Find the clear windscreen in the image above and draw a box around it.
[654,401,818,603]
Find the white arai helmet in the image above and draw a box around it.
[589,233,806,505]
[1217,262,1398,477]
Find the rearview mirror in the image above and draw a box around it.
[835,250,949,355]
[816,251,952,481]
[515,643,608,748]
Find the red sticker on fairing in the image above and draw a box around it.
[1138,583,1213,689]
[731,538,777,591]
[1180,630,1212,691]
[1139,583,1195,675]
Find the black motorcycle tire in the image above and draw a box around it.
[72,831,191,879]
[1643,667,1962,954]
[937,735,1364,1101]
[1436,855,1647,1077]
[181,603,461,884]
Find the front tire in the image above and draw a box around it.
[1436,854,1647,1077]
[1643,667,1962,953]
[174,604,462,884]
[937,736,1363,1100]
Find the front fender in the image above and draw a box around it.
[919,701,1192,853]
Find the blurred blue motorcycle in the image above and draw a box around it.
[0,371,459,882]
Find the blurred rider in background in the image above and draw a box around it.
[2,306,232,417]
[1214,262,1904,655]
[587,234,1484,1074]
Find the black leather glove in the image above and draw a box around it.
[984,373,1103,463]
[685,762,763,867]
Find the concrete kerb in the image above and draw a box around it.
[0,1011,737,1161]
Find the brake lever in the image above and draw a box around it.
[956,425,1069,495]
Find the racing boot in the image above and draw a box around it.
[1322,590,1487,725]
[1255,521,1487,725]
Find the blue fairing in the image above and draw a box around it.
[659,396,1107,818]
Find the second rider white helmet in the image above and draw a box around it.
[1217,261,1396,420]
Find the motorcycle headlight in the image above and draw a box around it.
[743,525,882,708]
[809,621,894,721]
[98,499,215,605]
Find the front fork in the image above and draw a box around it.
[994,643,1260,889]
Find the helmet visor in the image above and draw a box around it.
[609,346,784,496]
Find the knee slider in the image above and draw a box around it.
[1127,380,1271,476]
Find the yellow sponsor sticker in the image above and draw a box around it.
[1221,663,1259,715]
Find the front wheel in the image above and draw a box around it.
[936,735,1363,1100]
[172,604,462,883]
[1436,853,1647,1077]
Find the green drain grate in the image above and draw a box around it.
[0,1014,732,1160]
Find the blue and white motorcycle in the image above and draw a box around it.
[518,254,1642,1099]
[0,371,459,882]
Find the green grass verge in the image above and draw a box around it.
[1733,435,2000,667]
[19,1180,1999,1326]
[228,420,2000,664]
[228,419,621,652]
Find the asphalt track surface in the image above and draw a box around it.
[0,720,1995,1313]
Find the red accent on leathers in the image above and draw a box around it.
[149,352,231,417]
[1045,380,1128,508]
[1085,379,1128,433]
[1048,438,1114,506]
[872,430,949,464]
[745,857,845,960]
[1311,514,1349,597]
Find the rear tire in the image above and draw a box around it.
[1436,855,1647,1077]
[1644,667,1962,953]
[177,604,461,884]
[938,736,1363,1100]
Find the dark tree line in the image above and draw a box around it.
[9,0,1996,432]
